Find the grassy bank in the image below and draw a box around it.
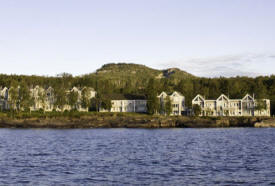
[0,111,273,128]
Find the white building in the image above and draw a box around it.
[192,94,270,117]
[157,91,185,116]
[30,85,46,111]
[100,94,147,113]
[110,100,147,113]
[1,85,96,112]
[0,87,9,110]
[30,86,56,112]
[45,86,55,111]
[64,86,96,112]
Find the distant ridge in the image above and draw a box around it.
[92,63,195,80]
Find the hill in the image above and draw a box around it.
[78,63,195,94]
[94,63,194,79]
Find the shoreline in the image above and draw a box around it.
[0,113,274,128]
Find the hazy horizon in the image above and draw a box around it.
[1,61,275,79]
[1,0,275,77]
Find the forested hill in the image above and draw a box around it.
[84,63,195,89]
[0,63,275,115]
[92,63,195,83]
[77,63,196,96]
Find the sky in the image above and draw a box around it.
[0,0,275,77]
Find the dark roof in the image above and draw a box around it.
[104,93,146,100]
[159,91,183,97]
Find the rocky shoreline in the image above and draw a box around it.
[0,115,274,128]
[254,119,275,128]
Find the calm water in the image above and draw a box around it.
[0,128,275,185]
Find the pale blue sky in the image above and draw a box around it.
[0,0,275,77]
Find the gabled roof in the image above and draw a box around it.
[217,94,229,102]
[242,94,254,101]
[158,91,168,98]
[46,86,54,91]
[192,94,205,102]
[170,91,184,97]
[158,91,184,98]
[0,87,8,91]
[70,87,80,92]
[81,87,95,91]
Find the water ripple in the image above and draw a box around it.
[0,128,275,185]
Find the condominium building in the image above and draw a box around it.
[192,94,270,116]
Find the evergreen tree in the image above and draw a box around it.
[146,78,160,115]
[165,96,172,116]
[255,99,267,111]
[81,88,91,109]
[68,90,79,110]
[19,81,31,111]
[54,87,66,111]
[90,97,97,111]
[92,91,111,111]
[101,98,112,111]
[176,79,194,107]
[254,78,267,99]
[38,88,47,112]
[8,81,20,111]
[94,92,103,112]
[193,104,202,116]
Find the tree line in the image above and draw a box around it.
[1,71,275,115]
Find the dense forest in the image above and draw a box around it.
[1,63,274,115]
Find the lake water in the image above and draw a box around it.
[0,128,275,185]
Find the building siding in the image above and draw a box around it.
[192,94,270,117]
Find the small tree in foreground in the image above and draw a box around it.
[81,88,91,110]
[146,78,160,115]
[91,92,111,112]
[101,98,112,111]
[255,99,267,112]
[54,87,66,111]
[164,97,172,116]
[193,104,202,116]
[68,91,79,110]
[38,89,47,113]
[19,82,31,111]
[90,97,98,112]
[147,96,160,115]
[8,81,20,111]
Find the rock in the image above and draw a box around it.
[255,119,275,127]
[216,119,230,127]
